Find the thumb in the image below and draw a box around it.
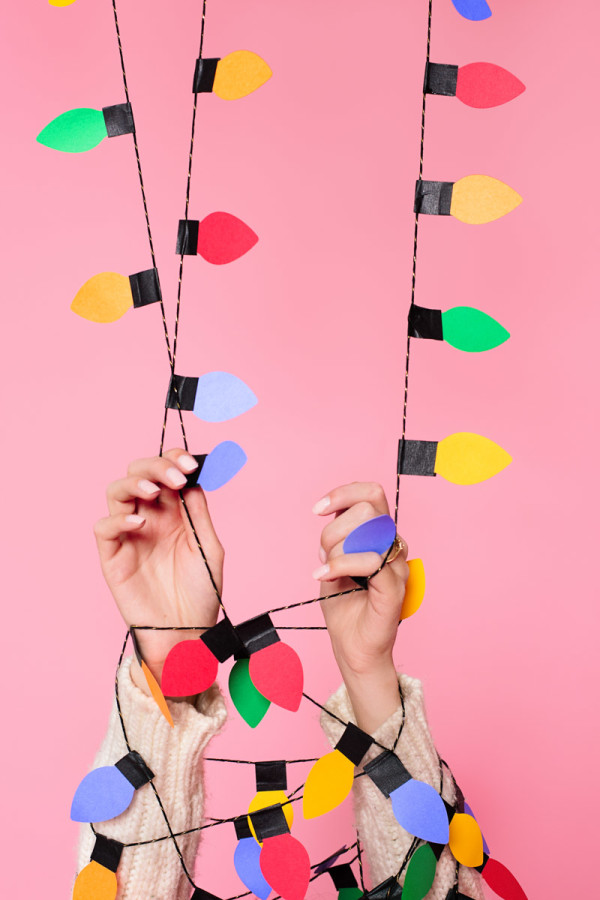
[179,485,224,559]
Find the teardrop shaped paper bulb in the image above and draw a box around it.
[338,889,364,900]
[259,834,310,900]
[72,861,117,900]
[248,791,294,841]
[213,51,273,100]
[249,642,304,711]
[161,639,218,697]
[435,432,511,485]
[451,0,492,20]
[71,273,133,323]
[229,658,271,727]
[71,767,135,822]
[234,837,272,900]
[402,844,437,900]
[37,108,107,152]
[141,660,174,727]
[197,212,258,264]
[400,559,425,620]
[464,801,490,855]
[450,176,522,224]
[343,514,397,556]
[303,750,355,818]
[390,780,450,844]
[198,441,247,491]
[193,371,258,422]
[50,0,79,6]
[482,858,528,900]
[456,63,525,108]
[449,813,484,867]
[441,307,510,352]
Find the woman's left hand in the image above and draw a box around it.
[312,481,409,732]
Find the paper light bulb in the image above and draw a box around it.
[390,780,450,844]
[342,514,397,555]
[166,372,258,423]
[303,723,372,818]
[248,793,294,844]
[451,0,492,20]
[37,103,134,152]
[70,751,154,822]
[425,62,524,109]
[260,834,310,900]
[327,864,362,900]
[161,639,219,697]
[71,269,162,323]
[130,630,173,727]
[250,642,304,711]
[176,213,258,264]
[50,0,79,7]
[73,836,123,900]
[234,817,272,900]
[176,443,248,492]
[448,812,484,866]
[414,176,521,224]
[399,433,511,485]
[229,658,271,727]
[464,801,490,855]
[401,844,437,900]
[480,858,528,900]
[338,889,363,900]
[400,559,425,620]
[408,304,510,352]
[193,52,272,100]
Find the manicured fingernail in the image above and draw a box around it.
[138,479,160,495]
[178,454,199,473]
[312,496,331,514]
[319,546,327,563]
[312,564,330,580]
[126,514,145,525]
[166,467,187,488]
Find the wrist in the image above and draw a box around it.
[338,659,401,734]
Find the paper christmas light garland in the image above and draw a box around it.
[41,0,529,898]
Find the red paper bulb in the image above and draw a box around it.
[161,639,219,697]
[249,642,304,711]
[197,212,258,264]
[259,834,310,900]
[456,63,525,109]
[482,858,528,900]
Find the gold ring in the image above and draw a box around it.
[385,535,405,565]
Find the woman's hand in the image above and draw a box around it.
[94,449,224,695]
[312,482,409,733]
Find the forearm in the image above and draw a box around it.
[74,656,227,900]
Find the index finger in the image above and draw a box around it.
[312,481,390,517]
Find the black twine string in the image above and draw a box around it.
[393,0,433,528]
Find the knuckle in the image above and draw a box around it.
[355,500,375,519]
[367,482,386,504]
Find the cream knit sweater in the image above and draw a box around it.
[75,657,484,900]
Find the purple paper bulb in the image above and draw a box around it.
[70,766,135,823]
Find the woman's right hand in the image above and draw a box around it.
[94,448,224,693]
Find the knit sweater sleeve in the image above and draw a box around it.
[74,655,227,900]
[320,674,484,900]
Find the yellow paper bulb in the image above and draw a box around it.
[400,559,425,620]
[450,175,522,224]
[50,0,78,6]
[247,790,293,842]
[435,432,511,485]
[72,861,117,900]
[71,273,133,323]
[213,51,272,100]
[141,661,174,728]
[449,813,484,867]
[302,750,355,819]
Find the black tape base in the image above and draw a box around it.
[414,180,453,216]
[165,374,198,411]
[236,614,280,656]
[335,723,372,767]
[255,760,288,791]
[408,305,443,341]
[398,440,438,477]
[249,804,289,841]
[363,751,411,797]
[129,268,162,309]
[102,102,135,137]
[193,58,220,93]
[90,835,124,872]
[176,220,199,255]
[424,62,458,97]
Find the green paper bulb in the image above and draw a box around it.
[441,306,509,352]
[229,658,270,727]
[36,108,108,152]
[338,889,363,900]
[402,844,437,900]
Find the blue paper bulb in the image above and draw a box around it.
[70,766,135,823]
[198,441,247,491]
[389,779,450,844]
[234,837,272,900]
[193,371,258,423]
[343,514,396,556]
[451,0,492,20]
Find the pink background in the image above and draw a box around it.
[2,0,597,896]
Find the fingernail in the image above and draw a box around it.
[178,454,199,473]
[126,514,145,525]
[319,546,327,563]
[312,564,330,580]
[166,467,187,488]
[312,496,331,515]
[138,479,160,495]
